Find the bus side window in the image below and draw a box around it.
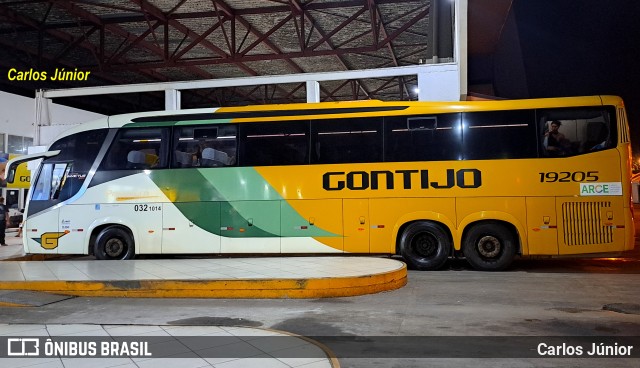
[537,107,616,157]
[240,121,308,166]
[463,109,536,160]
[32,163,70,201]
[384,113,461,162]
[127,151,149,169]
[585,121,609,151]
[174,125,237,168]
[174,150,193,168]
[311,117,382,164]
[32,164,54,201]
[101,128,168,170]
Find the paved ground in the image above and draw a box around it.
[1,254,639,367]
[0,324,336,368]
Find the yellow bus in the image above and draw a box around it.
[6,95,634,270]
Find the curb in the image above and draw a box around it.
[0,263,406,299]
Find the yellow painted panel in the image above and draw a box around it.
[284,199,343,237]
[283,199,343,252]
[344,199,369,253]
[256,150,624,200]
[525,197,558,255]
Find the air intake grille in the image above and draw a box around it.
[617,108,630,143]
[562,202,613,245]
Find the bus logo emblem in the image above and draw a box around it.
[33,232,68,250]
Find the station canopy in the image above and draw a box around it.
[0,0,511,114]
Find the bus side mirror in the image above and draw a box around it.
[5,164,15,184]
[5,159,22,184]
[4,150,61,184]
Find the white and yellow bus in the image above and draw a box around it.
[6,95,635,270]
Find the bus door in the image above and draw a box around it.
[525,197,559,255]
[343,199,369,253]
[162,201,221,254]
[281,199,343,253]
[27,162,69,254]
[220,200,281,253]
[556,196,626,254]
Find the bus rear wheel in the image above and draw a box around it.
[462,222,516,271]
[399,221,451,270]
[94,226,135,260]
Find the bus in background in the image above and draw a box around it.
[5,96,634,271]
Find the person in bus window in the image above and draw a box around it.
[191,144,202,166]
[544,120,570,156]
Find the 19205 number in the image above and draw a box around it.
[539,171,598,182]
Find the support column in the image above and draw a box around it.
[306,80,320,103]
[165,89,181,110]
[34,89,45,145]
[417,72,429,102]
[427,0,454,63]
[455,0,468,100]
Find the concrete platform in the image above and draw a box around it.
[0,254,406,299]
[0,226,406,299]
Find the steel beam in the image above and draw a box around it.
[43,63,458,98]
[4,0,464,105]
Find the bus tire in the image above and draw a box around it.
[94,226,135,260]
[399,221,451,270]
[462,222,516,271]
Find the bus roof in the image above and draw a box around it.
[53,95,623,138]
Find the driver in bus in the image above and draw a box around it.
[544,120,570,156]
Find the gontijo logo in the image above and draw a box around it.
[323,168,482,191]
[33,232,68,250]
[579,182,623,196]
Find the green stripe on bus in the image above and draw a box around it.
[124,121,180,128]
[124,119,233,128]
[149,170,277,237]
[173,202,222,235]
[198,167,338,237]
[150,168,338,238]
[197,167,282,201]
[175,119,233,125]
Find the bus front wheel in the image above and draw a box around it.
[462,222,516,271]
[94,226,135,260]
[399,221,451,270]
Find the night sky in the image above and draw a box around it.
[511,0,640,153]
